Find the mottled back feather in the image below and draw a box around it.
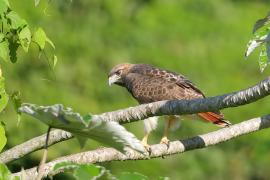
[124,64,204,104]
[109,63,230,127]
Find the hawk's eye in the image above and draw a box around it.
[115,70,122,75]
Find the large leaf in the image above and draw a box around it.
[35,0,40,6]
[8,38,19,63]
[0,163,11,180]
[0,0,8,15]
[0,122,6,152]
[0,76,9,112]
[245,35,267,58]
[0,39,9,62]
[32,28,46,50]
[53,162,114,180]
[6,11,27,30]
[52,55,57,68]
[258,45,269,72]
[19,103,145,153]
[18,26,31,52]
[32,28,55,50]
[253,11,270,34]
[0,163,19,180]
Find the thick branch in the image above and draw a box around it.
[1,77,270,164]
[94,76,270,122]
[12,115,270,179]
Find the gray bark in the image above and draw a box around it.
[1,77,270,164]
[12,115,270,179]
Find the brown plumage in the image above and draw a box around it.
[108,63,231,149]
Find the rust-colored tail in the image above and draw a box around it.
[198,112,231,127]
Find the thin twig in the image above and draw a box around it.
[36,127,51,180]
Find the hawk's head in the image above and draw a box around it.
[108,63,134,86]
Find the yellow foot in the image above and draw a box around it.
[160,136,170,149]
[141,141,151,153]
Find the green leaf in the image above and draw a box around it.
[32,28,47,50]
[2,0,9,7]
[0,34,4,42]
[259,45,269,72]
[0,122,7,152]
[119,172,149,180]
[35,0,40,6]
[11,91,22,125]
[32,28,55,51]
[266,33,270,61]
[53,162,80,171]
[0,0,8,15]
[74,164,101,180]
[53,163,113,180]
[52,55,57,68]
[8,38,19,63]
[11,91,22,113]
[82,114,92,124]
[6,11,27,30]
[0,163,10,180]
[46,36,55,49]
[19,103,146,153]
[18,26,31,52]
[253,12,270,34]
[245,35,267,58]
[0,77,9,112]
[0,163,19,180]
[0,39,9,62]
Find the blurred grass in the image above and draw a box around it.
[2,0,270,179]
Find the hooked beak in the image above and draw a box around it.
[108,74,121,86]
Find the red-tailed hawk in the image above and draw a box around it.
[108,63,231,150]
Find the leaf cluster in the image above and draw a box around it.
[0,0,56,65]
[245,12,270,72]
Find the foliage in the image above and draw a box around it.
[0,163,18,180]
[19,103,146,153]
[53,162,168,180]
[0,0,56,63]
[53,162,115,180]
[245,11,270,72]
[0,122,6,152]
[0,0,56,152]
[1,0,270,180]
[0,76,8,113]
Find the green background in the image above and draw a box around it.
[2,0,270,179]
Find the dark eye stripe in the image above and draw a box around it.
[116,70,121,75]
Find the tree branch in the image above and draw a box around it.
[0,130,72,164]
[94,76,270,123]
[12,114,270,179]
[1,76,270,164]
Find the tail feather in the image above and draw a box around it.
[198,112,231,127]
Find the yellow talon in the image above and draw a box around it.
[160,136,170,149]
[141,133,151,152]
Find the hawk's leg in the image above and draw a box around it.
[142,117,158,152]
[160,116,176,148]
[141,133,151,152]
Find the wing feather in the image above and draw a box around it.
[129,64,205,97]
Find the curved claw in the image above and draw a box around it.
[141,141,152,154]
[160,136,170,149]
